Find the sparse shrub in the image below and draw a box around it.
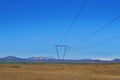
[10,65,21,68]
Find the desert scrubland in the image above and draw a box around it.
[0,63,120,80]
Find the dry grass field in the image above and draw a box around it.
[0,63,120,80]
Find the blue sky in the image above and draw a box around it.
[0,0,120,59]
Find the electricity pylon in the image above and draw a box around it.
[55,45,68,63]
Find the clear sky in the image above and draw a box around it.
[0,0,120,59]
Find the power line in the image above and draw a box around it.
[79,34,120,50]
[72,16,120,47]
[55,0,89,61]
[58,0,89,45]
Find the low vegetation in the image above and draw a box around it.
[0,63,120,80]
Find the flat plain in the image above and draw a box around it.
[0,63,120,80]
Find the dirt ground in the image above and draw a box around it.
[0,63,120,80]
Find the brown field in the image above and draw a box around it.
[0,63,120,80]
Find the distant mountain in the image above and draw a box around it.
[0,56,120,63]
[28,56,53,60]
[0,56,22,60]
[112,59,120,63]
[0,56,55,63]
[0,56,25,63]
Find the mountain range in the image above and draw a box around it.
[0,56,120,63]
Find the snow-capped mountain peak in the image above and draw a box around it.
[28,56,52,60]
